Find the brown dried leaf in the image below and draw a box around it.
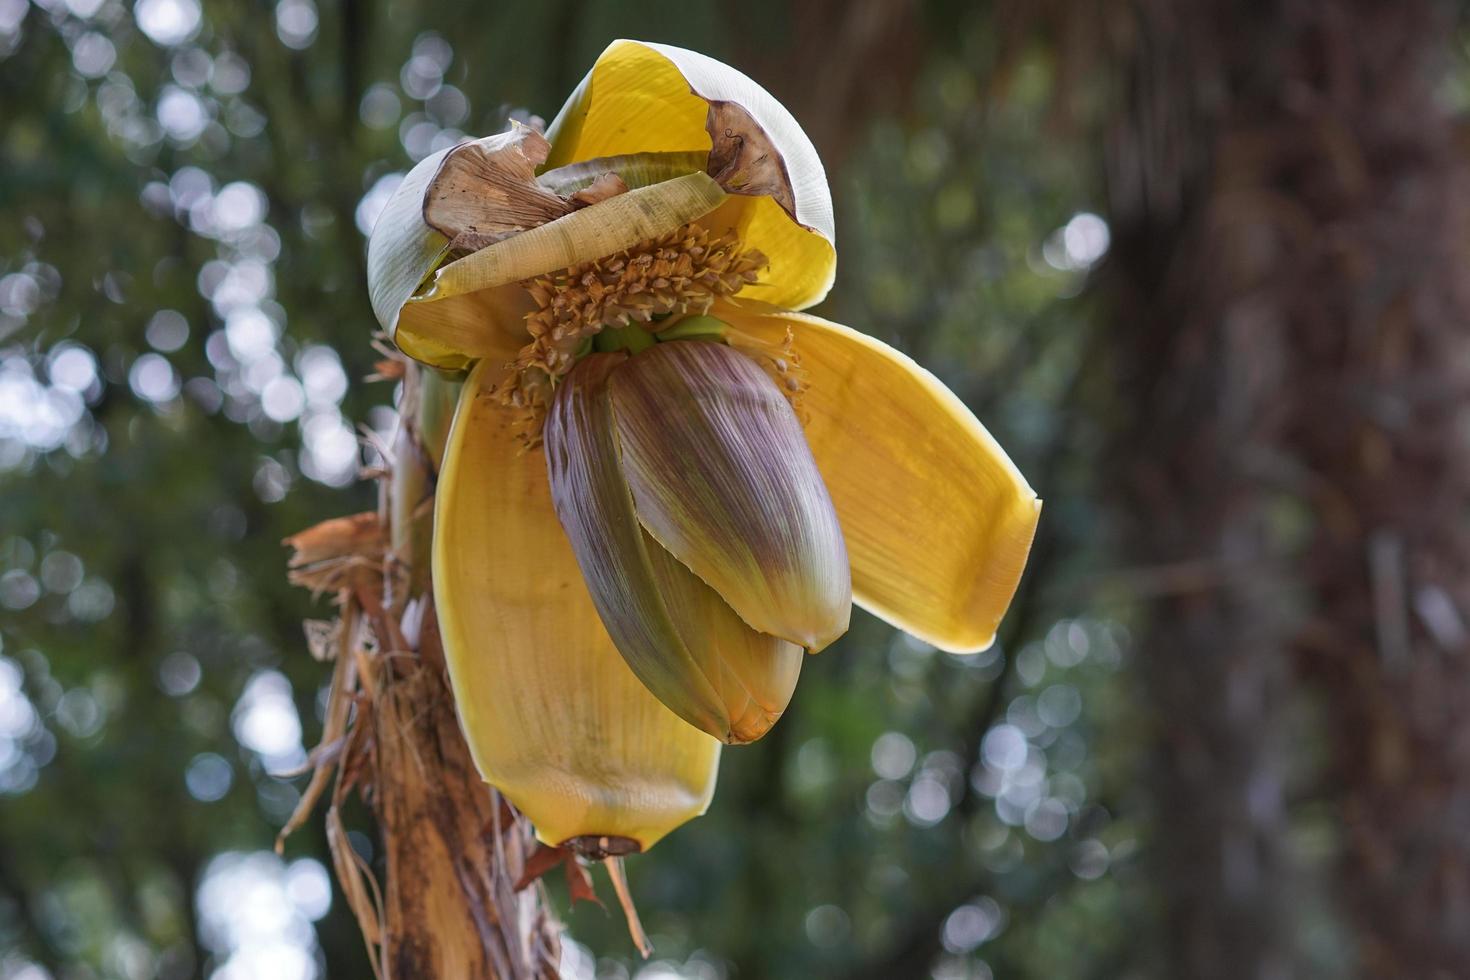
[512,844,604,909]
[335,693,375,797]
[564,858,601,908]
[706,101,797,220]
[423,125,574,253]
[284,512,386,596]
[370,358,407,382]
[277,617,357,851]
[285,512,384,565]
[327,805,387,978]
[568,172,629,208]
[514,843,567,892]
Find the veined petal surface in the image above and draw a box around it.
[546,354,801,744]
[545,39,836,312]
[715,300,1041,653]
[642,532,803,743]
[609,340,851,652]
[434,358,720,849]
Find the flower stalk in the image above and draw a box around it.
[305,36,1043,966]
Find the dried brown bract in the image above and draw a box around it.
[284,511,386,597]
[423,125,575,255]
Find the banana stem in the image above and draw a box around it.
[389,365,463,605]
[417,366,463,471]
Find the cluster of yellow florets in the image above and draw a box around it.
[495,222,767,413]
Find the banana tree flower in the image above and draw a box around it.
[367,40,1039,851]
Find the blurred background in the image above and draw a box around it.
[3,0,1467,977]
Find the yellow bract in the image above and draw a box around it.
[434,358,722,849]
[715,299,1042,653]
[547,39,836,313]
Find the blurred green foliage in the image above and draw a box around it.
[0,1,1143,977]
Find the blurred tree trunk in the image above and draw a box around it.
[1103,1,1470,976]
[284,363,561,979]
[735,0,920,172]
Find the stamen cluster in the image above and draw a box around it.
[497,223,767,412]
[727,323,808,410]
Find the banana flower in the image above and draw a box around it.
[366,40,1039,852]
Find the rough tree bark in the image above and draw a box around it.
[283,359,561,979]
[1104,1,1470,976]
